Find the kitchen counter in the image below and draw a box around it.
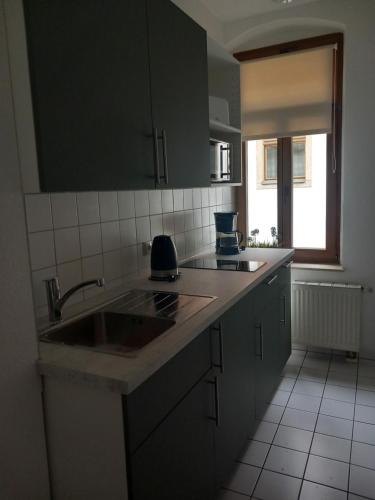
[38,248,294,394]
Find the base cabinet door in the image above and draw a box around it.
[129,374,215,500]
[212,297,256,489]
[280,284,292,368]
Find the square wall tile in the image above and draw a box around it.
[192,188,202,208]
[173,189,184,211]
[101,221,121,252]
[82,254,103,281]
[57,260,83,307]
[174,233,185,259]
[239,440,270,468]
[349,465,375,499]
[99,191,118,221]
[136,217,151,244]
[163,213,174,235]
[273,425,313,453]
[25,194,52,232]
[264,445,308,478]
[77,192,100,225]
[118,191,135,219]
[216,186,223,205]
[311,433,351,462]
[305,455,349,491]
[209,187,216,206]
[134,190,149,217]
[148,190,162,215]
[150,215,163,240]
[122,245,138,275]
[103,250,122,282]
[225,463,260,497]
[120,218,137,247]
[161,190,173,213]
[202,207,210,227]
[201,187,209,207]
[79,224,102,257]
[254,469,301,500]
[174,211,185,234]
[29,231,55,270]
[51,193,78,228]
[183,189,193,210]
[184,210,194,231]
[54,227,81,264]
[193,208,202,229]
[32,266,57,307]
[316,414,353,440]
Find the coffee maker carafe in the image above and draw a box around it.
[214,212,243,255]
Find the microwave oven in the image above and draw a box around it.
[210,138,232,182]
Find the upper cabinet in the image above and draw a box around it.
[22,0,210,192]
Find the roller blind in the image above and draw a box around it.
[240,46,335,140]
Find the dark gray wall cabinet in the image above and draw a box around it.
[23,0,210,191]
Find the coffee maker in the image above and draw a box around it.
[214,212,243,255]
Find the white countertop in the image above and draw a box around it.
[38,248,294,394]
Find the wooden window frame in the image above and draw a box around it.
[264,141,277,181]
[292,137,306,181]
[235,33,343,265]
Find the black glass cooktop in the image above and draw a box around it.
[180,258,266,272]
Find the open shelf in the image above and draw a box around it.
[209,119,241,134]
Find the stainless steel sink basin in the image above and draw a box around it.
[39,289,216,356]
[40,311,175,355]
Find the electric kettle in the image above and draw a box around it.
[150,235,179,281]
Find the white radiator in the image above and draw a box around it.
[292,281,363,352]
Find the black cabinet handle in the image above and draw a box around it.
[212,322,224,373]
[208,376,220,427]
[152,127,161,184]
[281,295,286,325]
[161,129,169,185]
[283,260,293,268]
[266,274,278,286]
[255,322,263,360]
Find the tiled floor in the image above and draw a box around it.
[217,348,375,500]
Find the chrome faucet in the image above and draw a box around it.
[45,276,105,322]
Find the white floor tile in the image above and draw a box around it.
[256,404,284,424]
[305,455,349,491]
[264,445,307,478]
[269,390,290,406]
[216,489,250,500]
[351,441,375,470]
[273,425,313,453]
[300,481,347,500]
[358,365,375,379]
[320,398,354,420]
[358,376,375,392]
[253,469,301,500]
[323,385,356,403]
[277,378,295,392]
[356,389,375,407]
[299,367,327,383]
[348,494,370,500]
[327,372,357,389]
[282,365,300,379]
[355,405,375,425]
[353,421,375,445]
[316,414,353,440]
[349,465,375,499]
[287,393,321,413]
[293,380,325,398]
[310,433,351,462]
[329,362,357,376]
[251,421,278,444]
[239,440,270,468]
[280,408,317,432]
[225,463,260,497]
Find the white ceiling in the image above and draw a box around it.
[200,0,321,23]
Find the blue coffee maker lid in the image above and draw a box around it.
[214,212,238,233]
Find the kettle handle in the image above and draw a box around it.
[237,231,243,245]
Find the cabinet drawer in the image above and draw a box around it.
[253,264,291,313]
[124,328,211,454]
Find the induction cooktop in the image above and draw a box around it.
[180,258,266,272]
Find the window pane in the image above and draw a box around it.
[247,139,278,246]
[292,139,305,178]
[292,134,327,249]
[266,145,277,179]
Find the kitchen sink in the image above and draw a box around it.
[39,289,216,355]
[40,311,175,355]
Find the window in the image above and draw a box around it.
[235,33,343,264]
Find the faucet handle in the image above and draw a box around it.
[44,276,61,297]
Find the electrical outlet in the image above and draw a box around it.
[142,240,152,256]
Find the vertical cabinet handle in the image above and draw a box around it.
[212,322,224,373]
[255,322,263,360]
[161,129,169,185]
[208,376,220,427]
[281,295,286,325]
[266,274,278,286]
[152,127,161,185]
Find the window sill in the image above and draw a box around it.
[291,263,345,271]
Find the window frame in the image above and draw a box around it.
[235,33,343,265]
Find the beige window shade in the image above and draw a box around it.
[240,46,335,140]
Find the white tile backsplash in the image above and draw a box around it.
[51,193,78,228]
[26,187,234,317]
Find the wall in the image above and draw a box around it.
[224,0,375,357]
[26,186,235,319]
[0,0,50,498]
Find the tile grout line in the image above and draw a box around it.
[296,350,331,500]
[347,355,360,499]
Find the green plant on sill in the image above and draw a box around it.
[247,226,279,248]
